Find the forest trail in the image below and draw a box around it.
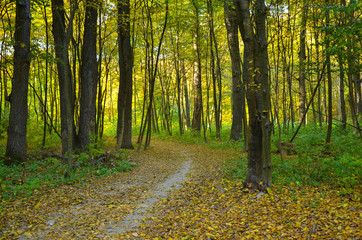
[2,138,361,239]
[3,139,235,239]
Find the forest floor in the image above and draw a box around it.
[1,138,361,239]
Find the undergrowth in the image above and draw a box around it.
[0,144,137,203]
[157,125,245,150]
[223,122,361,197]
[1,118,360,204]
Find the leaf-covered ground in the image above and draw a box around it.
[1,139,361,239]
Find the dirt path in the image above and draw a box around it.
[3,139,361,239]
[2,139,234,239]
[102,157,191,235]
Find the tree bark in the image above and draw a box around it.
[51,0,77,155]
[338,56,347,130]
[325,0,333,144]
[233,0,271,189]
[42,4,49,147]
[138,0,168,149]
[5,0,31,164]
[298,0,307,125]
[183,61,191,129]
[191,0,202,132]
[347,46,361,135]
[208,0,221,141]
[79,0,98,148]
[117,0,134,149]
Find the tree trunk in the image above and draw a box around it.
[298,1,307,125]
[325,0,333,144]
[138,0,168,149]
[353,61,362,115]
[42,4,49,147]
[225,0,243,141]
[176,60,183,136]
[183,61,191,129]
[5,0,31,164]
[116,0,134,149]
[347,46,361,135]
[171,19,184,136]
[79,0,98,148]
[338,56,347,130]
[51,0,77,155]
[233,0,271,190]
[314,29,323,127]
[207,0,221,141]
[191,0,202,132]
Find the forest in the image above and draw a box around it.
[0,0,361,239]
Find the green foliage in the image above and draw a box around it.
[0,157,65,201]
[0,144,137,202]
[116,160,138,172]
[224,123,361,195]
[223,155,247,180]
[157,124,245,150]
[0,108,9,139]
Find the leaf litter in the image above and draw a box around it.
[1,139,361,239]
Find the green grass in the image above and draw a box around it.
[0,146,137,203]
[223,122,361,195]
[156,124,245,150]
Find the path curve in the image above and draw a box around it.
[103,157,192,235]
[1,139,234,239]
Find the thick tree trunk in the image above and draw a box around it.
[234,0,271,190]
[79,0,98,148]
[117,0,134,149]
[51,0,77,155]
[224,0,244,141]
[5,0,31,164]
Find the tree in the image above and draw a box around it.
[207,0,222,141]
[224,0,244,141]
[233,0,272,189]
[191,0,203,132]
[298,0,307,125]
[325,0,333,144]
[51,0,78,155]
[51,0,79,178]
[138,0,169,149]
[169,1,184,136]
[79,0,98,148]
[5,0,31,164]
[183,60,191,129]
[117,0,133,149]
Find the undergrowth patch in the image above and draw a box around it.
[0,145,137,204]
[223,123,361,198]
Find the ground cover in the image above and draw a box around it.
[0,127,361,239]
